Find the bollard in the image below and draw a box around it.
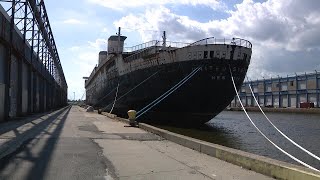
[127,110,137,126]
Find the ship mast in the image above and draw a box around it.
[117,27,121,54]
[162,31,166,47]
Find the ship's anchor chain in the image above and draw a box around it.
[229,66,320,172]
[136,66,202,119]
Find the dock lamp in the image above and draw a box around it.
[127,110,137,126]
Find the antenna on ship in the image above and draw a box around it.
[162,31,166,47]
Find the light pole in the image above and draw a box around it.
[73,92,75,102]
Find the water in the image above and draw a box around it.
[154,111,320,169]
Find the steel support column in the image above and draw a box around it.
[305,72,308,103]
[16,55,22,115]
[0,0,67,120]
[316,70,319,108]
[295,74,298,108]
[4,0,16,119]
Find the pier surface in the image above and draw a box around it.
[0,106,272,180]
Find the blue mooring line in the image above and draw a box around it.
[136,66,201,119]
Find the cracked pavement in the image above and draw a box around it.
[0,106,272,180]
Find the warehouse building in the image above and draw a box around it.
[230,71,320,108]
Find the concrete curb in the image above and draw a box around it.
[101,112,117,119]
[138,123,320,180]
[100,113,320,180]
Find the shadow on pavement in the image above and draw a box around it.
[0,106,71,180]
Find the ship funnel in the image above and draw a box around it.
[98,51,108,64]
[108,27,127,54]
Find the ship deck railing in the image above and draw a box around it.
[124,40,190,53]
[123,46,156,62]
[123,40,190,62]
[188,37,252,49]
[123,37,252,62]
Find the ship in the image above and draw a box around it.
[84,28,252,125]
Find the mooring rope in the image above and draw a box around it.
[136,66,201,119]
[80,91,86,100]
[77,91,86,106]
[229,67,319,172]
[247,82,320,162]
[93,87,118,107]
[103,71,160,110]
[109,82,120,114]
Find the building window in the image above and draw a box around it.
[204,51,208,59]
[198,51,203,59]
[266,86,271,92]
[222,51,226,59]
[290,81,294,86]
[209,51,214,59]
[243,53,247,61]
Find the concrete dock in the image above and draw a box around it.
[0,105,277,180]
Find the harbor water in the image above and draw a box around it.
[153,111,320,169]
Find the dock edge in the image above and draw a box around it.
[100,112,320,180]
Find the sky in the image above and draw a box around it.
[42,0,320,100]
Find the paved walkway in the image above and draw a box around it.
[0,106,272,180]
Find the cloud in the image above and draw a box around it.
[88,0,225,11]
[88,38,108,50]
[114,0,320,79]
[55,0,320,99]
[69,46,81,51]
[68,39,108,77]
[114,6,210,42]
[63,18,87,25]
[60,37,109,100]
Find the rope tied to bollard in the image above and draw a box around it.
[109,82,120,114]
[229,66,319,172]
